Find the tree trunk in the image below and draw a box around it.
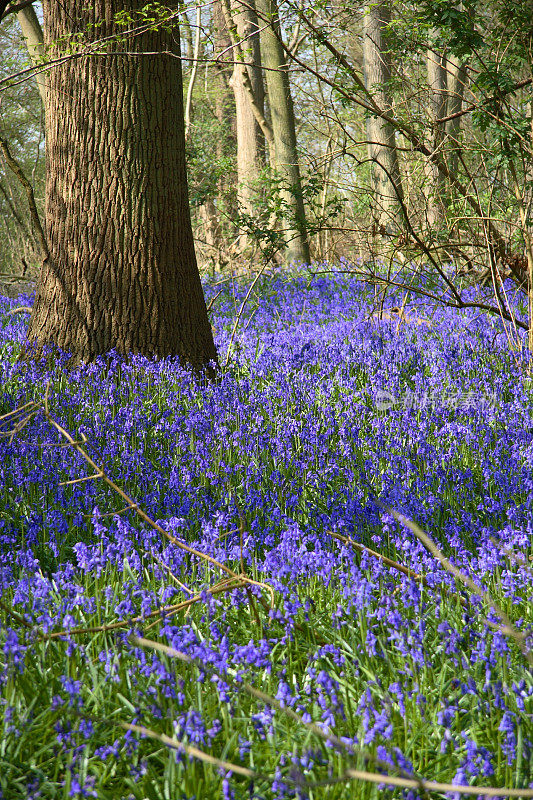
[16,4,46,105]
[362,1,404,236]
[181,10,195,67]
[425,47,447,229]
[210,1,237,227]
[229,0,265,251]
[212,0,236,158]
[446,55,467,182]
[256,0,310,264]
[27,0,217,371]
[197,198,224,273]
[184,4,202,139]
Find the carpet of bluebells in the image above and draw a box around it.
[0,270,532,800]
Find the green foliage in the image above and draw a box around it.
[113,1,185,33]
[233,168,346,261]
[414,0,484,55]
[186,122,236,209]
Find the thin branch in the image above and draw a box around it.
[42,578,249,640]
[329,530,437,592]
[223,261,270,368]
[120,716,533,796]
[311,266,528,332]
[120,721,257,778]
[3,392,276,617]
[0,179,32,237]
[0,598,32,628]
[6,306,32,316]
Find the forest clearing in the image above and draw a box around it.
[0,0,533,797]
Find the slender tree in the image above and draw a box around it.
[445,54,467,182]
[26,0,217,370]
[256,0,310,264]
[16,2,45,104]
[362,1,404,236]
[192,0,235,270]
[425,45,447,229]
[212,0,235,146]
[184,4,202,140]
[228,0,265,250]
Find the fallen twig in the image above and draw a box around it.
[5,306,32,316]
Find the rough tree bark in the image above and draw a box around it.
[27,0,218,370]
[256,0,310,264]
[362,1,404,236]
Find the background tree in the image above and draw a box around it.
[362,1,404,237]
[445,52,467,183]
[424,40,447,230]
[0,6,44,286]
[184,1,237,272]
[256,0,310,264]
[227,0,266,253]
[15,1,44,103]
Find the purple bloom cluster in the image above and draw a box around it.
[0,272,532,798]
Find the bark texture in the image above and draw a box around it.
[28,0,217,371]
[256,0,310,264]
[362,1,404,236]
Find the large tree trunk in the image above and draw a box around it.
[362,1,404,236]
[229,0,265,251]
[256,0,310,265]
[27,0,217,371]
